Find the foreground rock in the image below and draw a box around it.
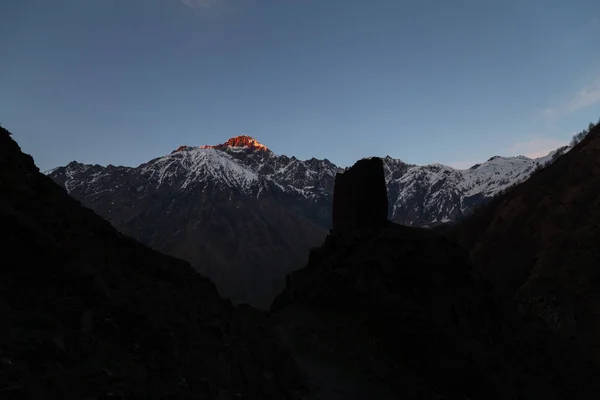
[273,157,600,399]
[0,126,304,399]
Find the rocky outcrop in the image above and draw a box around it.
[170,145,195,154]
[332,157,388,232]
[0,125,305,399]
[201,135,271,152]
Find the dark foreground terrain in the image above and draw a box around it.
[2,125,600,399]
[273,157,600,399]
[454,122,600,362]
[0,126,304,399]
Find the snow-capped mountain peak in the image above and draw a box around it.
[144,147,259,191]
[202,135,270,153]
[50,137,572,229]
[171,135,271,155]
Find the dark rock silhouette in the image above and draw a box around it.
[273,152,600,399]
[332,157,388,232]
[0,125,305,399]
[453,122,600,362]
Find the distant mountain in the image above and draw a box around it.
[49,137,337,308]
[383,147,570,226]
[48,135,569,306]
[0,126,304,399]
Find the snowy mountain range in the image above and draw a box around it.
[48,135,570,306]
[383,146,569,226]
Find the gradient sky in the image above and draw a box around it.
[1,0,600,171]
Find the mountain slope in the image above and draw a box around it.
[49,139,336,308]
[453,123,600,361]
[383,146,569,226]
[48,136,568,307]
[272,157,600,399]
[0,126,304,399]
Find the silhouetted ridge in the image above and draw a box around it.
[454,121,600,361]
[272,152,600,399]
[332,157,388,232]
[0,125,304,399]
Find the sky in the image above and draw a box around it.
[1,0,600,171]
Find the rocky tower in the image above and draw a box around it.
[332,157,388,232]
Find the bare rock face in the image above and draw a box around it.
[332,157,388,232]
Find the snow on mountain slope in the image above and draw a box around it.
[47,136,572,306]
[383,145,571,226]
[51,136,571,228]
[147,139,340,200]
[53,139,338,203]
[48,137,339,308]
[142,147,258,192]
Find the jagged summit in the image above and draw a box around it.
[216,135,270,152]
[172,135,270,154]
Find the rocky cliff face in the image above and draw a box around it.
[0,126,305,399]
[47,135,568,307]
[272,156,600,399]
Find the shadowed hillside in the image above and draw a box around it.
[272,156,600,399]
[0,126,304,399]
[453,121,600,361]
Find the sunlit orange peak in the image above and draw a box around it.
[201,135,270,152]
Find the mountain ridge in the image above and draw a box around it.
[272,155,600,399]
[0,125,306,399]
[452,122,600,362]
[47,135,571,306]
[52,135,571,222]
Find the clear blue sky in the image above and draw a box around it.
[1,0,599,171]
